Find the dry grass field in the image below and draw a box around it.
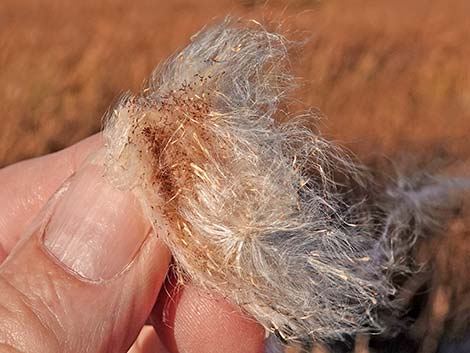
[1,0,469,352]
[1,0,469,165]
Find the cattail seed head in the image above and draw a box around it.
[103,18,466,345]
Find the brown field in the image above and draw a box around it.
[1,0,469,166]
[1,0,469,352]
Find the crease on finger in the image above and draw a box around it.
[0,239,7,263]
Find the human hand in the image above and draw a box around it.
[0,135,265,353]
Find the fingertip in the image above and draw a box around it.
[152,281,265,353]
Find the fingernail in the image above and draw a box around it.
[44,163,149,280]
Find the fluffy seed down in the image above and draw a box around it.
[103,18,466,345]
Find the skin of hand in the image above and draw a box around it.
[0,135,265,353]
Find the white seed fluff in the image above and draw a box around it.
[103,18,467,345]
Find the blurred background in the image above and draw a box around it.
[0,0,469,167]
[0,0,469,352]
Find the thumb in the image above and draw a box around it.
[0,160,171,353]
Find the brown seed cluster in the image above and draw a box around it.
[117,76,239,280]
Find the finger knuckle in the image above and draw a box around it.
[0,274,61,353]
